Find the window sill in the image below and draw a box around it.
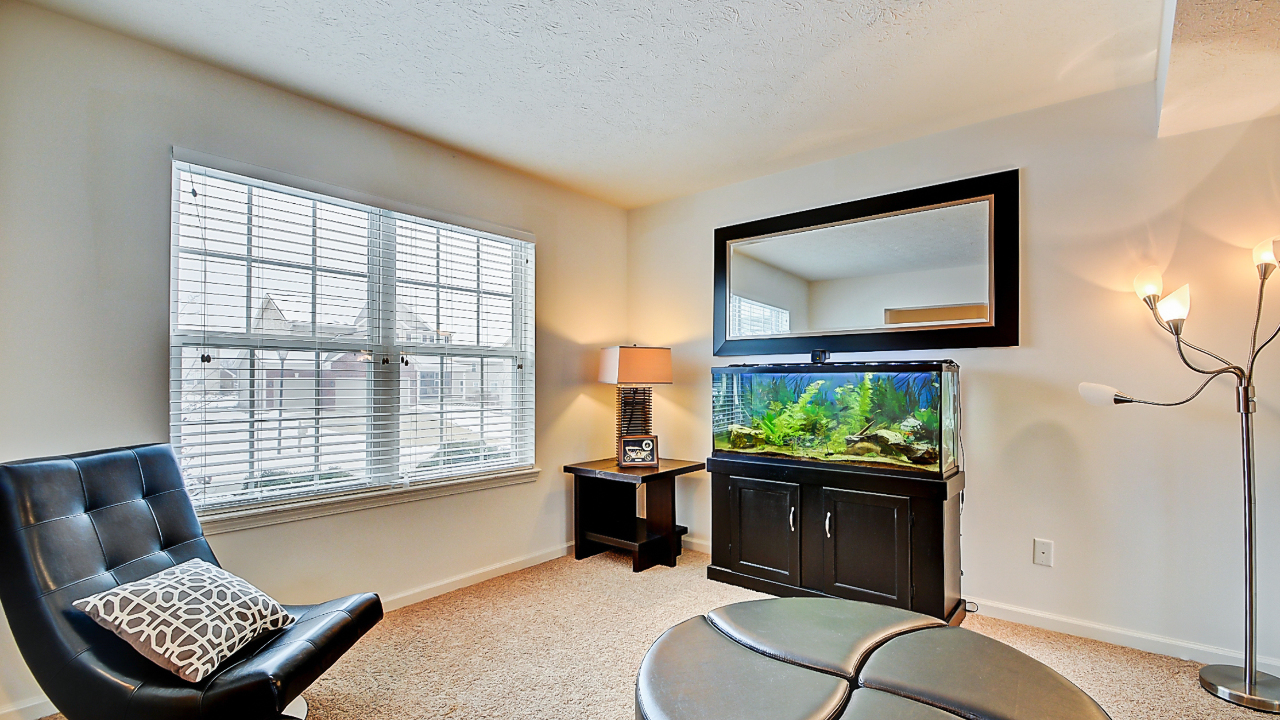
[198,467,541,536]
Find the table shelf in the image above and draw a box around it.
[566,458,703,572]
[584,518,689,552]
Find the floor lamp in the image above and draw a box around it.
[1079,236,1280,713]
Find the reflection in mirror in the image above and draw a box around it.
[728,199,991,338]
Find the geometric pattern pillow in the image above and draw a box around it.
[73,559,293,683]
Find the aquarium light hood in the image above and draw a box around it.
[718,359,957,371]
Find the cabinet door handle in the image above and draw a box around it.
[789,506,795,532]
[825,511,831,538]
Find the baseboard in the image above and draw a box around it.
[381,542,574,611]
[682,535,711,554]
[0,696,56,720]
[968,596,1280,676]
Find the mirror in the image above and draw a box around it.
[714,170,1018,356]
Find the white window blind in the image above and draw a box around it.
[729,295,790,337]
[170,161,534,512]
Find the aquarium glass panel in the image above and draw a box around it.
[941,366,959,473]
[711,363,960,477]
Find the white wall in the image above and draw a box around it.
[0,3,627,717]
[809,263,989,330]
[729,253,810,331]
[629,83,1280,671]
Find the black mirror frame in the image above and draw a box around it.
[713,169,1019,356]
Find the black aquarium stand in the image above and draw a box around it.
[707,454,965,624]
[565,458,703,572]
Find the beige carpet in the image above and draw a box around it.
[42,550,1263,719]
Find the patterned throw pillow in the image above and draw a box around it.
[73,559,293,682]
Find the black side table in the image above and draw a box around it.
[564,458,704,572]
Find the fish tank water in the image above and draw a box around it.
[711,361,961,478]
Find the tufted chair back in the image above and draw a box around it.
[0,444,218,719]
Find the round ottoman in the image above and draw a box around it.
[636,597,1110,720]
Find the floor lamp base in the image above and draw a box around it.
[1200,665,1280,713]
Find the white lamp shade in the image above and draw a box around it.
[1079,382,1120,407]
[1255,238,1278,269]
[599,346,673,384]
[1132,266,1163,300]
[1156,284,1191,321]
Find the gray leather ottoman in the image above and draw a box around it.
[636,598,1111,720]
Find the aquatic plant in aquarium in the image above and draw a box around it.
[711,361,960,477]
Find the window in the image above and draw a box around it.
[729,295,790,337]
[171,161,534,512]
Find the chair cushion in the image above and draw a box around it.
[73,559,294,682]
[838,688,960,720]
[859,625,1111,720]
[707,597,942,678]
[637,616,849,720]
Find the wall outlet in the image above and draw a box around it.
[1033,538,1054,567]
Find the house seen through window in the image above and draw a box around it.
[171,161,535,511]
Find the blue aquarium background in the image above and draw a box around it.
[712,365,959,475]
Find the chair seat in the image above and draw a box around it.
[199,593,384,718]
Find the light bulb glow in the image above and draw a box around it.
[1255,238,1278,269]
[1132,266,1163,301]
[1157,284,1191,322]
[1079,382,1120,407]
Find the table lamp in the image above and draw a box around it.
[599,346,672,465]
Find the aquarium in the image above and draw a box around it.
[711,361,961,478]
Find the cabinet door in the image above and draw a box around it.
[822,488,911,609]
[727,476,801,586]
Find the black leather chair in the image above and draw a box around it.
[0,443,384,720]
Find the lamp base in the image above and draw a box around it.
[616,386,653,440]
[1200,665,1280,713]
[616,385,654,465]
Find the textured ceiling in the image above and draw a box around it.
[28,0,1164,207]
[734,200,988,281]
[1160,0,1280,137]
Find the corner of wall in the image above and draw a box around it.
[1153,0,1179,133]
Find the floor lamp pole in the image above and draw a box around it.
[1198,384,1280,710]
[1243,397,1258,693]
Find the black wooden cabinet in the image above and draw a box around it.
[822,487,911,608]
[708,455,964,624]
[726,476,800,586]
